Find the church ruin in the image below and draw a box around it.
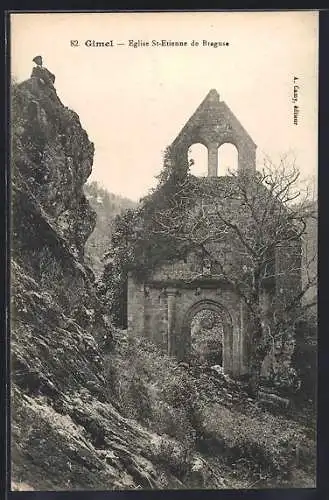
[127,89,301,379]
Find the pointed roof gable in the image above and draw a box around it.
[172,89,256,150]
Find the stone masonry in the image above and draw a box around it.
[127,90,301,379]
[171,89,256,176]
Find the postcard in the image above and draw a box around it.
[9,11,318,491]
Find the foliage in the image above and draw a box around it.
[104,330,316,485]
[104,332,200,443]
[291,314,317,403]
[102,147,317,390]
[98,208,140,326]
[202,403,315,480]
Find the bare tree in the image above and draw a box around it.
[138,152,317,393]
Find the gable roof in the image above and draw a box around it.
[172,89,256,149]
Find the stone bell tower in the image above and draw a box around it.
[127,89,260,379]
[171,89,257,176]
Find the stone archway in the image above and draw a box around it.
[218,142,239,176]
[188,143,208,177]
[180,299,233,374]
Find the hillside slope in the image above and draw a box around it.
[84,181,136,278]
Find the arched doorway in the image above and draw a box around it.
[218,142,238,176]
[190,309,224,366]
[188,143,208,177]
[181,299,233,373]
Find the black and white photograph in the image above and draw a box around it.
[10,11,318,491]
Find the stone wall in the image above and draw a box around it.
[275,239,302,310]
[128,269,252,377]
[171,89,257,176]
[301,203,317,313]
[127,89,302,380]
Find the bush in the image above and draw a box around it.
[104,332,203,444]
[104,330,316,486]
[103,355,152,422]
[201,404,315,479]
[292,318,317,403]
[152,436,192,479]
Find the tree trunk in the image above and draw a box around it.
[248,319,269,396]
[248,351,263,396]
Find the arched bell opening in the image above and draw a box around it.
[188,143,208,177]
[218,142,239,176]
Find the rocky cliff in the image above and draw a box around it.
[10,65,184,490]
[11,66,99,325]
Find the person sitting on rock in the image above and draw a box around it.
[31,55,56,86]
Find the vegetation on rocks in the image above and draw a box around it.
[10,69,316,491]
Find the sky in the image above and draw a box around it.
[11,11,318,201]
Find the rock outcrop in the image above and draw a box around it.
[10,65,183,490]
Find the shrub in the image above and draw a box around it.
[104,330,316,485]
[105,332,203,444]
[201,404,315,479]
[292,318,317,403]
[151,399,195,445]
[154,436,192,479]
